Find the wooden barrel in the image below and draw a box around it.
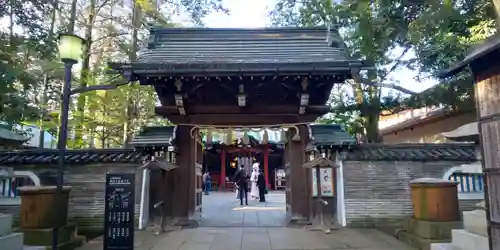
[19,186,72,229]
[410,178,459,222]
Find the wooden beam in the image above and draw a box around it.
[155,105,331,115]
[161,114,320,126]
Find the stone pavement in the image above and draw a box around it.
[76,191,416,250]
[76,227,416,250]
[150,227,416,250]
[199,191,287,227]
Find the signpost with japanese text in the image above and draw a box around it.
[103,173,135,250]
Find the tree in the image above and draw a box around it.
[0,0,228,148]
[0,0,53,131]
[270,0,496,142]
[56,0,227,148]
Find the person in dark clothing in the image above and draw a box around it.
[257,170,266,202]
[233,166,249,206]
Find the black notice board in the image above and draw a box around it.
[103,173,135,250]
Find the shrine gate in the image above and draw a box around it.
[109,27,367,227]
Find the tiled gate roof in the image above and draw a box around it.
[109,27,368,76]
[0,144,477,165]
[310,124,356,146]
[345,143,477,162]
[0,149,146,165]
[128,126,175,147]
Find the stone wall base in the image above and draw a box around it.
[346,216,409,228]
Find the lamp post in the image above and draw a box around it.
[53,33,85,250]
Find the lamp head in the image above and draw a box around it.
[58,33,85,63]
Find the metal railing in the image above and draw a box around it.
[449,173,484,200]
[0,171,40,204]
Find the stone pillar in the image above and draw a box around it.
[286,125,311,224]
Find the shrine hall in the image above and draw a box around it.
[130,126,289,190]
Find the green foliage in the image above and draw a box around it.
[0,0,226,148]
[0,0,51,128]
[271,0,497,142]
[135,0,228,26]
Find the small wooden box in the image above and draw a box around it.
[19,186,72,229]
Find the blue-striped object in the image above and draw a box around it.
[0,177,35,198]
[1,177,13,197]
[449,173,484,193]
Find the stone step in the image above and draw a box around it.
[0,213,13,237]
[397,231,449,250]
[0,232,24,250]
[44,235,85,250]
[21,224,77,246]
[405,218,461,240]
[451,229,488,250]
[462,210,487,237]
[23,247,45,250]
[20,235,85,250]
[430,243,463,250]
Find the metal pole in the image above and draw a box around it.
[52,61,74,250]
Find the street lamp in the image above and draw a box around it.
[58,34,85,64]
[53,33,85,250]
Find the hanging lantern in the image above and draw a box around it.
[225,128,233,145]
[261,129,269,144]
[292,127,301,141]
[206,129,213,144]
[280,129,288,143]
[309,151,315,161]
[242,131,250,145]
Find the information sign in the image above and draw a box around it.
[103,173,135,250]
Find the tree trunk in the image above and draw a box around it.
[494,0,500,30]
[67,0,78,33]
[364,91,381,143]
[38,0,58,148]
[363,70,382,143]
[75,0,96,148]
[8,0,15,50]
[122,1,142,147]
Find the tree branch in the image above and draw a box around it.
[346,79,417,95]
[382,46,411,80]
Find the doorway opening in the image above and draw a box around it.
[199,129,288,227]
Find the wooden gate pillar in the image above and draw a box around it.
[172,125,197,226]
[286,124,311,224]
[440,36,500,249]
[195,131,203,218]
[474,67,500,249]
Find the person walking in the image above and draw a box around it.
[257,169,266,202]
[233,166,249,206]
[203,171,212,195]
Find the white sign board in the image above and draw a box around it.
[311,168,334,197]
[276,169,285,178]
